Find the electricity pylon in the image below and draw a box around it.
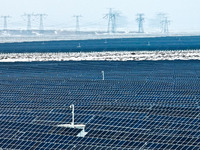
[1,16,11,31]
[161,17,170,33]
[104,8,119,33]
[34,14,47,31]
[111,13,118,33]
[23,13,34,31]
[105,8,113,33]
[136,14,144,33]
[73,15,82,34]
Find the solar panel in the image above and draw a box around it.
[0,61,199,149]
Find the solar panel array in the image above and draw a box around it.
[0,61,199,150]
[1,35,200,53]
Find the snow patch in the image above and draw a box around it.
[0,50,200,62]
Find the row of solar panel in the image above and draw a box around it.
[0,120,199,149]
[0,107,199,134]
[0,61,199,149]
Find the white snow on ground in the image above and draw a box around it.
[0,50,200,62]
[1,33,199,43]
[2,32,200,43]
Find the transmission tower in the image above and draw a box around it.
[34,14,47,31]
[136,14,144,33]
[73,15,82,34]
[104,8,119,33]
[112,13,118,33]
[161,17,170,33]
[23,13,34,31]
[105,8,113,33]
[1,16,11,30]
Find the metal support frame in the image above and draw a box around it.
[57,104,88,137]
[102,71,104,80]
[70,104,74,126]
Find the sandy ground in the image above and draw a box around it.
[0,50,200,62]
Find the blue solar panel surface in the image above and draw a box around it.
[0,61,199,150]
[1,36,200,53]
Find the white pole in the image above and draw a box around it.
[70,104,74,126]
[102,71,104,80]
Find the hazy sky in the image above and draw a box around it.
[0,0,200,32]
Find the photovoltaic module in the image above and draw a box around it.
[0,61,199,150]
